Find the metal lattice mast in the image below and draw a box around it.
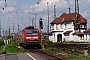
[54,5,56,19]
[0,21,1,37]
[75,0,80,32]
[47,2,49,35]
[18,24,19,32]
[9,26,10,37]
[13,23,14,34]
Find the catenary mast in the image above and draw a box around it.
[75,0,80,32]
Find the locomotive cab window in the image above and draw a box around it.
[26,31,32,34]
[26,30,38,34]
[32,31,38,34]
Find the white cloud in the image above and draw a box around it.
[88,0,90,3]
[81,12,89,18]
[0,1,5,7]
[1,7,15,12]
[22,0,68,14]
[0,0,16,13]
[8,0,16,5]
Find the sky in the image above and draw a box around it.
[0,0,90,35]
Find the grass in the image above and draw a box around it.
[43,40,90,60]
[0,45,5,54]
[45,47,62,53]
[42,39,53,45]
[0,39,5,54]
[62,41,89,44]
[5,40,24,53]
[0,40,5,46]
[45,47,90,60]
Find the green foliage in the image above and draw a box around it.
[0,50,6,54]
[5,40,24,53]
[88,50,90,55]
[63,41,89,44]
[0,40,5,45]
[0,46,3,52]
[45,47,62,53]
[43,40,53,45]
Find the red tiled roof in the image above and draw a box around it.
[84,28,90,33]
[51,12,87,24]
[63,30,72,34]
[73,32,84,35]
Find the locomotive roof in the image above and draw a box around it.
[22,26,34,31]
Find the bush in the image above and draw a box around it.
[45,47,62,53]
[43,40,53,45]
[5,40,24,53]
[0,40,5,46]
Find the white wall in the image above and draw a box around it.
[64,21,74,31]
[84,33,90,42]
[50,20,87,42]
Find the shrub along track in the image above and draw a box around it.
[44,43,90,59]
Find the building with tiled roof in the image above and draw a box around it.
[49,12,89,42]
[51,12,87,24]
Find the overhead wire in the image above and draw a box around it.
[82,6,90,12]
[38,0,62,15]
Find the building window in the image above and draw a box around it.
[80,35,84,40]
[60,24,62,29]
[52,24,54,30]
[56,24,59,30]
[65,24,66,30]
[80,25,82,28]
[82,25,84,28]
[68,24,71,29]
[89,35,90,40]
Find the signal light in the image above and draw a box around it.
[2,8,4,10]
[39,18,43,29]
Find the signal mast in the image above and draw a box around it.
[74,0,80,32]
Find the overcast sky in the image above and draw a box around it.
[0,0,90,34]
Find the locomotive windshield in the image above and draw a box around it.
[26,30,38,34]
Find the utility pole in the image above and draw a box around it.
[0,21,1,37]
[3,29,4,37]
[9,26,10,37]
[75,0,80,32]
[47,2,49,35]
[17,24,19,32]
[35,0,39,28]
[13,23,14,34]
[35,14,37,28]
[32,18,34,27]
[54,5,56,19]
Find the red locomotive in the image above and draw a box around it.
[16,26,41,48]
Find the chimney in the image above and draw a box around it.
[68,6,71,14]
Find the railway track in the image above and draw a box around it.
[45,43,90,50]
[20,43,90,60]
[20,46,65,60]
[29,49,64,60]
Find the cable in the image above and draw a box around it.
[82,6,90,12]
[38,0,62,15]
